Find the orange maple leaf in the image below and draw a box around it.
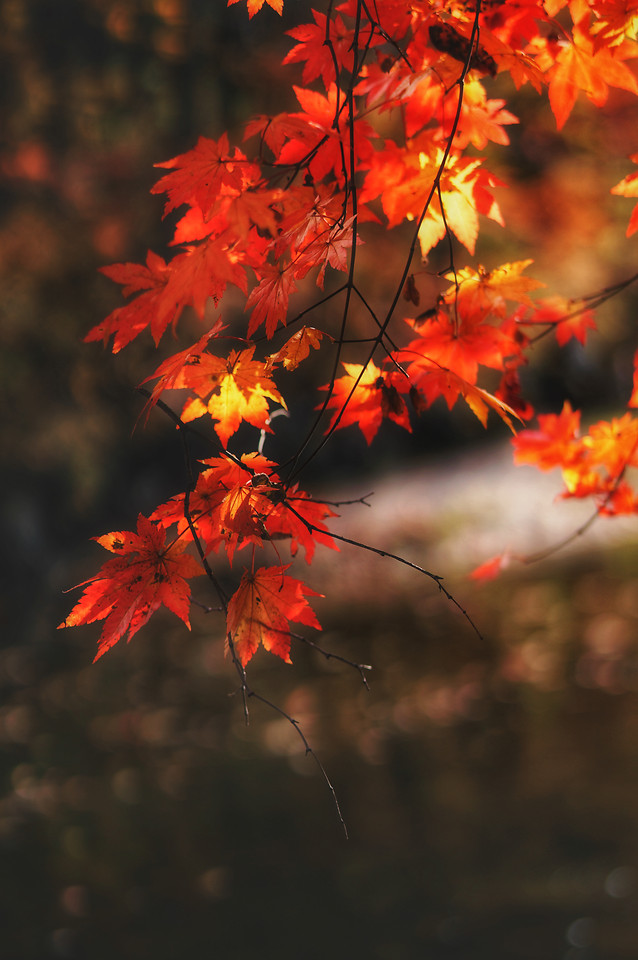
[584,414,638,475]
[139,322,226,416]
[590,0,638,48]
[512,402,583,471]
[152,453,337,565]
[226,566,322,666]
[266,326,326,371]
[176,346,286,445]
[538,27,638,129]
[58,515,203,661]
[407,366,520,432]
[611,153,638,236]
[227,0,283,17]
[362,138,504,256]
[443,260,544,322]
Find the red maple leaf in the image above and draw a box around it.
[151,134,256,219]
[293,216,358,288]
[164,234,249,320]
[226,565,322,666]
[399,312,511,386]
[152,453,274,562]
[283,10,355,88]
[265,487,337,564]
[321,360,412,444]
[58,515,203,661]
[275,84,375,183]
[152,453,336,565]
[245,261,298,338]
[88,251,173,352]
[469,551,512,581]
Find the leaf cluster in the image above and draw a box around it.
[62,0,638,678]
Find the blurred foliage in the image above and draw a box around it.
[0,0,305,649]
[3,548,638,958]
[3,1,638,957]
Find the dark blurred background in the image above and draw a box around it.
[3,1,638,957]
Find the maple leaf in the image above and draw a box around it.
[422,155,505,257]
[590,0,638,50]
[408,76,519,150]
[275,84,375,184]
[444,261,544,321]
[294,217,359,289]
[321,361,412,444]
[512,402,582,471]
[214,457,337,563]
[153,453,276,562]
[400,312,511,386]
[139,321,226,415]
[58,515,203,661]
[537,27,638,129]
[469,551,512,581]
[513,410,638,504]
[266,327,326,371]
[362,139,504,256]
[170,187,281,246]
[88,251,173,352]
[407,367,520,432]
[264,488,338,564]
[599,481,638,515]
[245,261,297,338]
[274,184,345,252]
[164,235,249,320]
[283,10,355,88]
[227,0,283,18]
[226,565,322,666]
[516,295,598,345]
[584,413,638,475]
[176,346,286,445]
[611,153,638,236]
[151,135,255,219]
[551,304,597,347]
[628,348,638,407]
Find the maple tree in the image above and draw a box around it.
[59,0,638,816]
